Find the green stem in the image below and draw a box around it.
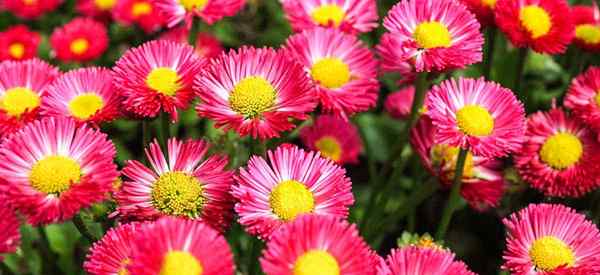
[0,261,15,275]
[483,27,497,80]
[188,17,200,46]
[514,48,528,101]
[142,120,151,147]
[408,72,429,127]
[36,227,60,275]
[72,214,97,243]
[158,113,171,150]
[435,147,469,240]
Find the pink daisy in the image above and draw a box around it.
[50,17,109,62]
[283,27,379,118]
[0,25,41,61]
[376,33,415,84]
[194,47,316,139]
[494,0,574,54]
[0,201,20,258]
[382,0,484,72]
[261,214,379,275]
[385,86,415,120]
[155,0,245,28]
[0,117,118,225]
[112,0,165,33]
[3,0,62,19]
[159,26,224,59]
[571,5,600,52]
[300,114,362,164]
[425,77,526,158]
[127,217,235,275]
[281,0,378,34]
[116,138,234,232]
[0,59,59,139]
[76,0,117,18]
[232,145,353,239]
[502,203,600,274]
[84,222,143,275]
[377,246,476,275]
[514,108,600,198]
[459,0,498,26]
[565,67,600,133]
[113,40,204,121]
[41,67,120,125]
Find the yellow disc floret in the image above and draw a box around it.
[0,87,40,117]
[131,2,152,17]
[311,4,345,27]
[179,0,208,11]
[151,171,206,218]
[269,180,315,221]
[455,105,495,136]
[315,136,342,162]
[293,250,340,275]
[539,132,583,170]
[529,236,575,272]
[8,43,25,59]
[481,0,497,8]
[94,0,116,10]
[311,58,351,89]
[430,144,475,179]
[70,38,90,55]
[594,91,600,107]
[413,21,452,49]
[576,24,600,45]
[29,156,81,194]
[68,93,104,120]
[229,76,276,118]
[519,5,552,39]
[160,251,203,275]
[146,67,181,96]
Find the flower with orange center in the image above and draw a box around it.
[50,17,108,62]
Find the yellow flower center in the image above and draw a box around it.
[179,0,208,11]
[519,5,552,39]
[529,236,575,272]
[0,87,40,117]
[481,0,497,8]
[539,132,583,170]
[594,91,600,107]
[117,258,131,275]
[160,251,203,275]
[68,93,104,120]
[455,105,494,136]
[94,0,116,10]
[8,43,25,59]
[151,171,205,218]
[70,38,89,55]
[413,21,452,49]
[315,136,342,162]
[294,250,340,275]
[269,180,314,221]
[311,4,345,27]
[146,67,181,96]
[310,58,351,89]
[29,156,81,194]
[23,0,36,5]
[131,2,152,17]
[430,144,475,178]
[229,76,276,118]
[575,24,600,45]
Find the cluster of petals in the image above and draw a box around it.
[0,25,40,61]
[155,0,246,28]
[300,114,363,165]
[377,245,476,275]
[281,0,378,34]
[50,17,109,62]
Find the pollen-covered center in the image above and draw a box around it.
[315,136,342,162]
[311,4,345,27]
[68,93,104,120]
[70,38,90,55]
[431,144,475,179]
[481,0,497,8]
[179,0,208,11]
[594,91,600,107]
[455,105,494,136]
[94,0,116,10]
[160,251,203,275]
[146,67,181,96]
[413,21,452,49]
[519,5,552,39]
[294,250,340,275]
[0,87,40,117]
[311,58,351,89]
[576,24,600,45]
[229,76,276,118]
[539,132,583,170]
[151,171,206,218]
[529,236,575,272]
[269,180,315,221]
[131,2,152,18]
[9,43,25,59]
[29,156,81,194]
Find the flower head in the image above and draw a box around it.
[3,0,62,19]
[76,0,117,18]
[385,86,415,120]
[565,66,600,132]
[459,0,498,26]
[50,17,109,62]
[0,25,40,61]
[160,26,224,59]
[300,115,362,164]
[281,0,378,34]
[84,222,142,275]
[0,202,20,259]
[112,0,165,33]
[377,246,476,275]
[155,0,245,28]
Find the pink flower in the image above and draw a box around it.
[281,0,378,34]
[378,246,476,275]
[50,17,109,62]
[155,0,245,28]
[300,114,362,164]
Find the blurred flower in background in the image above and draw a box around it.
[0,25,40,61]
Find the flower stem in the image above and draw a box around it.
[0,261,15,275]
[408,72,429,127]
[188,17,200,46]
[482,27,497,80]
[142,120,151,146]
[157,113,170,150]
[435,147,468,241]
[514,47,528,101]
[72,213,97,243]
[36,227,60,275]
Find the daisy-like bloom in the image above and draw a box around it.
[112,0,165,33]
[0,202,20,258]
[459,0,498,26]
[494,0,574,54]
[0,117,118,225]
[76,0,117,18]
[571,5,600,52]
[377,246,475,275]
[283,27,379,118]
[300,115,362,164]
[116,138,234,232]
[3,0,62,19]
[0,25,41,61]
[159,26,224,59]
[425,77,526,158]
[382,0,484,72]
[376,33,415,84]
[195,47,316,139]
[565,66,600,132]
[411,116,505,211]
[156,0,245,28]
[281,0,378,34]
[261,215,379,275]
[0,59,59,138]
[127,217,235,275]
[232,145,353,239]
[113,40,204,121]
[50,17,109,63]
[502,203,600,274]
[84,222,142,275]
[41,67,120,125]
[385,86,415,120]
[514,108,600,198]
